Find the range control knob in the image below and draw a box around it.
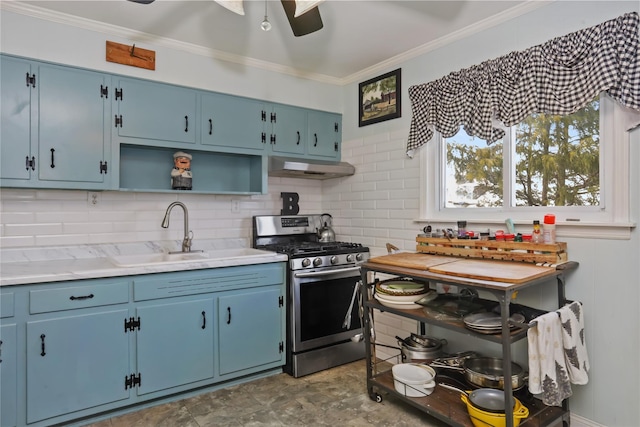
[356,253,364,262]
[313,257,323,267]
[330,256,338,265]
[302,258,311,268]
[346,254,354,262]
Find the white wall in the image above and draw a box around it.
[1,2,639,426]
[333,2,640,426]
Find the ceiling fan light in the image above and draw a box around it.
[293,0,324,18]
[214,0,245,16]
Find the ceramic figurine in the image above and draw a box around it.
[171,151,192,190]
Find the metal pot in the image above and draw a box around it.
[317,213,335,242]
[433,356,526,390]
[396,335,446,363]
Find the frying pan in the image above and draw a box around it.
[439,384,515,413]
[432,356,526,390]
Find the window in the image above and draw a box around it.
[420,94,638,237]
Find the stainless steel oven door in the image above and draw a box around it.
[291,265,362,353]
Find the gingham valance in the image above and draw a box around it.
[406,11,640,156]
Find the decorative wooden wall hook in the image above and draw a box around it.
[106,40,156,70]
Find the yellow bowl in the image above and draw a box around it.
[461,394,529,427]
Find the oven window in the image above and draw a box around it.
[299,276,361,342]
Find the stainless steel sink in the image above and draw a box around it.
[108,248,278,267]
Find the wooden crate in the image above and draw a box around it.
[416,236,568,264]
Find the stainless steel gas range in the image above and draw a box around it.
[252,214,370,378]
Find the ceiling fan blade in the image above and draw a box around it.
[281,0,323,37]
[126,0,156,4]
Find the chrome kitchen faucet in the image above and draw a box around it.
[161,201,194,253]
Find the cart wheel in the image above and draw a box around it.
[370,393,383,403]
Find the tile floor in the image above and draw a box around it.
[82,360,449,426]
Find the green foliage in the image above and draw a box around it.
[446,99,599,207]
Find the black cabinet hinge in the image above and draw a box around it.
[124,316,141,332]
[100,85,108,99]
[261,110,266,122]
[100,161,108,174]
[261,132,266,144]
[279,295,284,307]
[334,142,339,152]
[124,373,141,390]
[270,134,276,145]
[279,342,284,353]
[25,156,35,171]
[270,112,276,123]
[115,115,123,128]
[25,73,36,88]
[115,88,123,100]
[334,122,339,132]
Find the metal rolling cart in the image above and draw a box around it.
[359,253,578,427]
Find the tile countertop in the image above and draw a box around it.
[0,240,287,287]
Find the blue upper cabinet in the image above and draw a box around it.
[0,56,111,189]
[200,92,266,152]
[114,77,197,146]
[1,56,33,181]
[307,110,341,160]
[268,104,307,156]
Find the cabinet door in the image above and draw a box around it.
[307,111,341,159]
[1,56,34,181]
[218,287,283,375]
[37,64,109,183]
[26,310,130,424]
[0,324,17,427]
[200,92,266,151]
[116,78,197,144]
[270,104,306,155]
[136,299,215,395]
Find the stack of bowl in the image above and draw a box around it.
[374,279,434,309]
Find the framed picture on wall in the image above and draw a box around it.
[358,68,401,127]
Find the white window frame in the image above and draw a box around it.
[418,94,638,239]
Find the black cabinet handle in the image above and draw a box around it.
[209,119,213,135]
[314,133,318,147]
[25,156,30,171]
[50,148,55,168]
[201,311,206,329]
[296,131,300,145]
[0,339,3,363]
[69,293,94,301]
[227,307,231,324]
[184,116,189,132]
[40,334,46,357]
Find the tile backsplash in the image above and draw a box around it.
[0,178,322,249]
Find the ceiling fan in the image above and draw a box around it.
[127,0,324,37]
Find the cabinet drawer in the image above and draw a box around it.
[0,292,14,318]
[134,263,285,301]
[30,281,130,314]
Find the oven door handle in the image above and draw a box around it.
[293,266,361,278]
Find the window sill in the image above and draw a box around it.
[414,218,636,240]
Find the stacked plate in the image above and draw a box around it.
[463,312,526,334]
[374,279,434,310]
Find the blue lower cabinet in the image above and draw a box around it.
[135,298,215,395]
[5,262,286,427]
[0,324,17,427]
[26,309,130,424]
[218,286,284,376]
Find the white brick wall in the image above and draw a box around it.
[331,133,424,362]
[0,178,323,249]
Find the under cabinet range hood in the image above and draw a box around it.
[268,157,355,180]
